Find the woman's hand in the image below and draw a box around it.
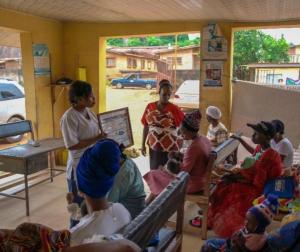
[231,167,242,174]
[141,145,147,156]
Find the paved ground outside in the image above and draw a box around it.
[106,86,157,150]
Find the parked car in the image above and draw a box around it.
[111,73,156,89]
[0,79,26,143]
[171,80,200,111]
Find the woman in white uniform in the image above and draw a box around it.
[60,80,106,227]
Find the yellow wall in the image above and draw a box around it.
[63,21,233,133]
[0,8,64,139]
[3,8,299,136]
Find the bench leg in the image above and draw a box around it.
[201,205,208,240]
[24,174,30,216]
[49,151,55,183]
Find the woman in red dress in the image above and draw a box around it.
[207,121,283,238]
[141,79,184,170]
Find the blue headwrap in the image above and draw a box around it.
[248,194,278,233]
[76,139,121,199]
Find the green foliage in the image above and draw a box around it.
[107,34,200,48]
[127,38,144,46]
[234,30,290,69]
[146,36,160,46]
[107,38,125,47]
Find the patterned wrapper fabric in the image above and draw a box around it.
[0,222,70,251]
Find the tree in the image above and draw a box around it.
[146,36,160,46]
[127,38,143,46]
[107,38,125,47]
[233,30,290,69]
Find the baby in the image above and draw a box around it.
[143,151,183,204]
[201,194,278,252]
[66,192,88,223]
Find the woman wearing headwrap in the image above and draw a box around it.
[141,79,184,170]
[70,139,131,246]
[203,121,282,238]
[180,110,212,193]
[206,105,228,147]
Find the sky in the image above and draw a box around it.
[261,28,300,45]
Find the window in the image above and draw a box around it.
[0,63,5,69]
[132,59,137,68]
[141,59,145,69]
[154,62,157,70]
[127,58,132,68]
[0,84,24,101]
[266,74,283,84]
[106,58,116,68]
[147,60,151,69]
[127,58,137,68]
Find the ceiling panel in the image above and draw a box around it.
[0,0,299,23]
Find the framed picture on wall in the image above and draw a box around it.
[97,107,134,148]
[203,61,223,87]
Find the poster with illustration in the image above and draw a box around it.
[32,44,50,76]
[98,107,134,148]
[203,61,223,87]
[202,24,228,60]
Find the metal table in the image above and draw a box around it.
[0,138,65,216]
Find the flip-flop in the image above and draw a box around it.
[189,216,202,228]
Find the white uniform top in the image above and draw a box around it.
[271,138,294,168]
[70,203,131,246]
[60,107,100,179]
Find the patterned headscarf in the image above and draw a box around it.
[183,110,202,132]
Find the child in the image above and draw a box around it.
[206,106,228,147]
[66,192,88,223]
[201,194,278,252]
[143,151,183,204]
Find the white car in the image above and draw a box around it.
[0,78,26,142]
[172,80,200,110]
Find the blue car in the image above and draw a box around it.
[111,73,156,90]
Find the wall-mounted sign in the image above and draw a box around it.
[202,24,228,60]
[32,44,50,76]
[203,61,223,87]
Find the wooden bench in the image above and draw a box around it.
[185,135,242,239]
[123,171,189,252]
[0,120,65,216]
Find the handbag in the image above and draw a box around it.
[264,176,296,199]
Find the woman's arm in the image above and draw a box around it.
[141,125,149,156]
[68,133,106,150]
[231,135,255,154]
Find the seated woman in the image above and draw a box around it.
[180,110,212,194]
[201,195,278,252]
[271,119,294,170]
[202,121,282,238]
[70,139,131,246]
[107,146,146,219]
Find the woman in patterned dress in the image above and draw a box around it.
[141,79,184,170]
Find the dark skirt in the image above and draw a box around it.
[149,148,169,170]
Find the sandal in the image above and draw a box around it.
[189,216,202,228]
[189,216,212,230]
